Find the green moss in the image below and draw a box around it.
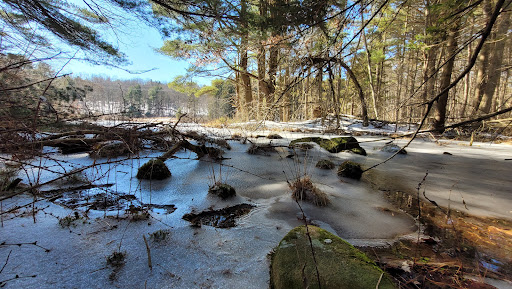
[136,159,171,180]
[270,226,396,289]
[315,159,335,170]
[350,147,367,156]
[289,137,366,155]
[337,161,363,180]
[290,142,314,150]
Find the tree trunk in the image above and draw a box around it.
[433,27,458,133]
[376,32,386,99]
[282,62,290,121]
[314,63,323,118]
[361,22,379,119]
[421,0,439,109]
[472,0,493,114]
[240,0,253,119]
[268,43,279,100]
[479,8,510,114]
[327,61,339,126]
[338,60,369,126]
[257,45,267,119]
[461,41,472,118]
[235,70,241,114]
[257,0,268,119]
[304,67,310,119]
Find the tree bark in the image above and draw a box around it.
[282,62,290,121]
[240,0,253,119]
[361,17,379,119]
[479,8,510,114]
[338,60,369,126]
[433,27,458,133]
[257,0,268,118]
[472,0,493,114]
[268,44,279,101]
[421,0,439,109]
[315,63,323,117]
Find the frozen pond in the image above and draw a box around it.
[1,122,511,288]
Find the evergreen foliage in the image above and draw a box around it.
[0,0,125,63]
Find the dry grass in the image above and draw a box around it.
[289,176,329,206]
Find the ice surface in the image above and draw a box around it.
[1,118,511,288]
[361,137,512,220]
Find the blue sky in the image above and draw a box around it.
[50,3,217,86]
[57,24,193,84]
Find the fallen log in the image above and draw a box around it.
[158,139,224,161]
[138,139,225,180]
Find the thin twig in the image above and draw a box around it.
[172,113,187,136]
[0,157,136,203]
[295,200,322,289]
[376,272,384,289]
[0,250,12,274]
[142,234,152,271]
[0,274,37,287]
[414,172,428,265]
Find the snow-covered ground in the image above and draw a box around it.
[1,117,511,288]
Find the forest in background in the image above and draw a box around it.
[1,2,512,287]
[154,0,512,134]
[0,56,235,125]
[0,0,510,135]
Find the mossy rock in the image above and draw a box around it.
[270,226,396,289]
[315,159,335,170]
[208,183,236,199]
[289,137,366,155]
[291,143,314,150]
[350,147,367,155]
[337,161,363,180]
[136,159,171,180]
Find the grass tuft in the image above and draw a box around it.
[289,176,329,206]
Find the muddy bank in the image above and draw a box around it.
[362,169,512,285]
